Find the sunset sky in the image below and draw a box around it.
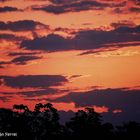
[0,0,140,123]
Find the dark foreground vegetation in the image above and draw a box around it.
[0,103,140,140]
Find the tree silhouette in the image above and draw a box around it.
[116,121,140,139]
[65,107,102,139]
[101,122,114,140]
[13,104,29,112]
[0,103,140,140]
[0,108,14,132]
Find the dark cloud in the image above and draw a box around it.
[0,33,25,41]
[18,88,60,97]
[0,88,70,97]
[79,41,140,55]
[11,55,42,65]
[0,66,4,68]
[0,0,10,2]
[0,61,10,65]
[69,75,82,79]
[48,0,77,4]
[21,25,140,53]
[129,7,140,13]
[32,0,109,14]
[0,55,42,68]
[0,96,12,102]
[112,0,140,14]
[50,88,140,122]
[8,52,39,56]
[18,88,70,97]
[114,25,140,33]
[73,28,140,50]
[21,34,73,51]
[0,6,19,13]
[0,61,10,69]
[32,0,128,14]
[129,0,140,6]
[113,7,124,14]
[108,1,127,10]
[78,47,117,55]
[0,20,49,31]
[0,75,68,88]
[110,20,136,28]
[51,88,140,109]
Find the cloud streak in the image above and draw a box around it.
[0,55,42,68]
[31,0,128,14]
[0,75,68,88]
[32,0,109,14]
[0,20,49,31]
[50,88,140,122]
[21,25,140,53]
[51,88,140,109]
[11,55,42,65]
[0,6,19,13]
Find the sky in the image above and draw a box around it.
[0,0,140,123]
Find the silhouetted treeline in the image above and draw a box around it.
[0,103,140,140]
